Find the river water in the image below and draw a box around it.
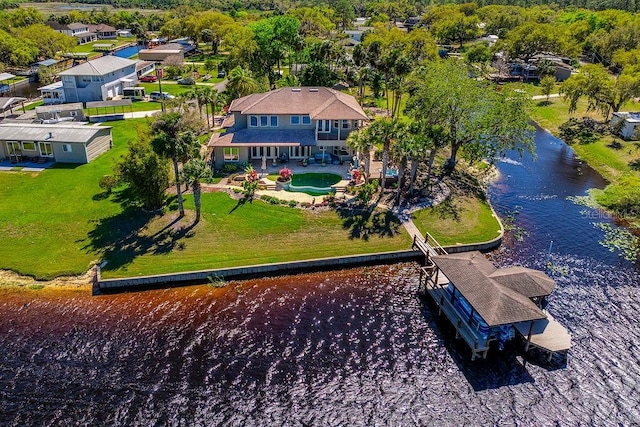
[1,128,639,425]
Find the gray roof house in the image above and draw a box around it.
[0,123,112,164]
[47,21,97,45]
[208,87,369,169]
[58,56,138,103]
[87,23,117,39]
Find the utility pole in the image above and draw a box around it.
[156,67,165,112]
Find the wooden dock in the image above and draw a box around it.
[514,311,571,361]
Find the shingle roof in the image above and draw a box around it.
[59,56,137,77]
[0,123,110,144]
[88,23,116,33]
[229,87,368,120]
[68,22,89,30]
[432,252,551,326]
[208,128,316,147]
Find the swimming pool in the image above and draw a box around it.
[113,45,139,58]
[288,173,342,196]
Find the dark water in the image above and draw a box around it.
[2,128,640,425]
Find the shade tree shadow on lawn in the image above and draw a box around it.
[81,189,197,273]
[334,204,402,241]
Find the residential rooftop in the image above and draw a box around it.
[59,56,137,77]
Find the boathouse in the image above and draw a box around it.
[421,250,571,361]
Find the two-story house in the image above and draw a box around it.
[58,56,138,103]
[87,24,117,39]
[208,87,369,169]
[47,21,97,45]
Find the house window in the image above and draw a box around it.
[260,115,268,127]
[318,120,330,133]
[333,120,339,128]
[342,120,350,129]
[70,111,78,117]
[22,142,36,151]
[250,116,258,127]
[270,116,278,127]
[302,115,311,125]
[290,115,300,125]
[224,147,239,161]
[62,144,72,152]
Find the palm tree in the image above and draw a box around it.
[367,117,401,191]
[390,122,411,205]
[151,112,200,217]
[227,66,259,99]
[182,156,212,224]
[346,129,374,182]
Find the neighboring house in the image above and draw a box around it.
[35,103,85,122]
[38,81,65,105]
[30,59,61,75]
[58,56,138,102]
[208,87,369,169]
[117,29,132,38]
[138,43,186,62]
[611,112,640,140]
[47,21,97,45]
[87,24,117,39]
[0,123,112,164]
[136,60,156,78]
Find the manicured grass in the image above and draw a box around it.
[0,119,141,279]
[72,37,136,54]
[138,82,193,97]
[99,193,413,278]
[24,100,44,111]
[527,94,640,183]
[83,99,163,115]
[0,117,412,279]
[411,196,502,246]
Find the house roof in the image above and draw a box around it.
[88,23,116,33]
[0,73,16,83]
[208,128,316,147]
[36,103,83,113]
[38,81,63,91]
[229,87,368,121]
[59,56,137,77]
[0,123,110,144]
[47,21,87,31]
[431,251,552,327]
[32,59,60,67]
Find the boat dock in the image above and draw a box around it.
[413,233,571,362]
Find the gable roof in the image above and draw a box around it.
[59,56,137,77]
[0,123,110,144]
[432,252,553,326]
[229,87,368,121]
[88,23,116,33]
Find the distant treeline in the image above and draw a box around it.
[17,0,640,13]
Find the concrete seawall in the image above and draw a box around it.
[98,250,424,292]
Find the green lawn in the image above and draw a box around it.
[72,37,136,54]
[138,82,193,97]
[0,118,412,280]
[528,95,640,183]
[99,193,413,278]
[411,196,502,246]
[83,99,163,115]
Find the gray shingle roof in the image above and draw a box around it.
[229,87,369,121]
[432,252,551,326]
[208,128,316,147]
[59,56,137,77]
[0,123,110,144]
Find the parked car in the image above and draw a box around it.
[139,75,158,83]
[177,77,195,85]
[149,91,175,101]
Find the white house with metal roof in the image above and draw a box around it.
[208,87,369,169]
[0,123,112,164]
[58,56,138,103]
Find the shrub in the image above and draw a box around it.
[242,165,259,197]
[223,163,238,174]
[288,200,297,207]
[356,179,379,203]
[279,167,293,181]
[99,174,118,195]
[559,117,601,145]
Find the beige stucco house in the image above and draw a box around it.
[208,87,369,169]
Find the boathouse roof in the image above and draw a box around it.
[432,252,554,326]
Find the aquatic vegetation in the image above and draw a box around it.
[594,222,640,261]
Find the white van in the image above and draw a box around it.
[123,87,146,100]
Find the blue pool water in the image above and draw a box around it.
[113,45,139,59]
